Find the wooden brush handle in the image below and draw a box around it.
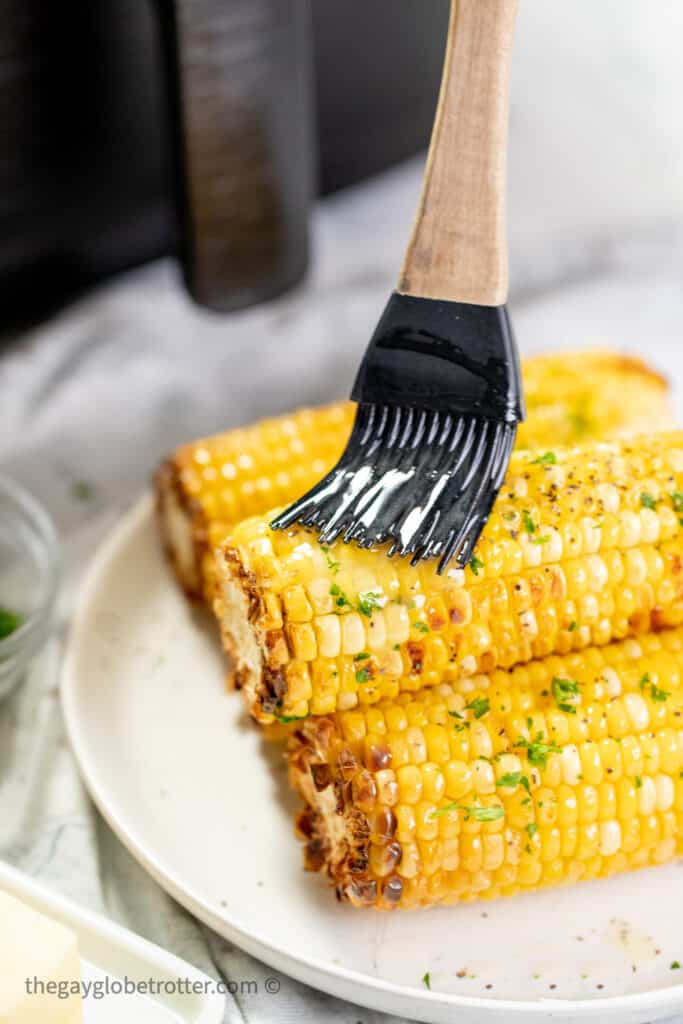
[399,0,518,307]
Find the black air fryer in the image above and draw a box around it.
[1,0,449,319]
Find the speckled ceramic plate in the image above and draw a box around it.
[61,496,683,1024]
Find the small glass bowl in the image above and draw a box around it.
[0,476,61,700]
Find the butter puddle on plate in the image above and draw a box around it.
[0,862,224,1024]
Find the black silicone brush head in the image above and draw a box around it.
[271,293,524,573]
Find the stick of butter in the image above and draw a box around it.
[0,890,82,1023]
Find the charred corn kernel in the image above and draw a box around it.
[290,626,683,908]
[218,433,683,721]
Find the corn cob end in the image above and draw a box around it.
[156,459,208,602]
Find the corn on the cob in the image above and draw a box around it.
[216,432,683,723]
[156,403,354,601]
[156,351,671,602]
[289,627,683,909]
[518,350,670,449]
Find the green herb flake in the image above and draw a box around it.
[570,410,590,437]
[671,492,683,513]
[640,492,657,510]
[274,713,310,724]
[551,676,580,714]
[355,668,370,684]
[496,771,523,788]
[72,480,95,502]
[531,534,551,546]
[671,961,681,971]
[320,544,340,574]
[354,652,371,661]
[0,608,22,641]
[413,621,430,633]
[393,643,401,651]
[639,672,669,702]
[329,583,353,610]
[466,696,490,720]
[526,823,538,837]
[503,511,516,521]
[422,972,431,990]
[432,803,504,822]
[448,709,464,721]
[532,452,557,466]
[568,621,578,632]
[515,733,562,769]
[522,510,536,535]
[357,590,384,618]
[635,775,643,789]
[469,555,485,576]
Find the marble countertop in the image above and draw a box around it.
[1,157,683,1024]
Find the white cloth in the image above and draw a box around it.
[2,158,683,1023]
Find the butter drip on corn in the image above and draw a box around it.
[289,627,683,909]
[217,434,683,721]
[157,351,671,602]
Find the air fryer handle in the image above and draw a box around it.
[159,0,314,312]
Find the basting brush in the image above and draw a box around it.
[272,0,524,573]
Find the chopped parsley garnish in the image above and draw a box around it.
[329,583,352,610]
[522,510,536,535]
[570,410,590,436]
[526,823,538,837]
[448,709,464,721]
[568,620,578,632]
[640,492,657,510]
[422,972,431,989]
[496,771,529,789]
[465,696,490,719]
[432,803,504,822]
[503,510,516,521]
[72,480,95,502]
[532,452,557,466]
[0,608,22,641]
[671,492,683,513]
[469,555,485,576]
[413,621,430,633]
[551,676,580,714]
[635,775,643,789]
[639,672,669,702]
[515,733,561,768]
[671,961,681,970]
[320,544,340,574]
[355,668,370,683]
[354,652,370,661]
[531,534,551,546]
[393,643,401,651]
[357,591,384,617]
[274,713,309,724]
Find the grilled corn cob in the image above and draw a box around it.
[216,432,683,722]
[156,350,671,602]
[289,627,683,909]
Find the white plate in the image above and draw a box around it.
[61,496,683,1024]
[0,860,224,1023]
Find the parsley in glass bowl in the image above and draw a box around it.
[0,476,60,699]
